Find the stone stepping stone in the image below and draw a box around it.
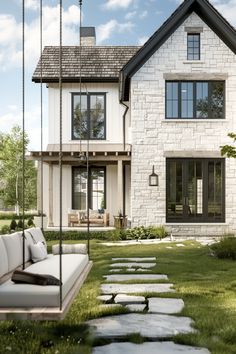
[110,263,156,269]
[148,297,185,314]
[92,342,210,354]
[137,268,151,272]
[97,295,113,303]
[114,294,145,305]
[112,257,156,262]
[101,283,174,294]
[104,274,168,282]
[126,304,146,312]
[109,269,122,273]
[87,313,194,339]
[176,243,185,247]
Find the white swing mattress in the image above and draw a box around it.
[0,254,89,308]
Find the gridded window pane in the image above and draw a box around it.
[167,161,183,218]
[208,161,223,218]
[73,95,88,139]
[187,33,200,60]
[196,82,208,118]
[166,82,178,118]
[181,82,193,118]
[91,169,105,210]
[73,169,88,210]
[72,94,105,139]
[210,82,224,118]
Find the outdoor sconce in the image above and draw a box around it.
[149,165,159,186]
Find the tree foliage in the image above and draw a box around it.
[0,126,37,212]
[221,133,236,159]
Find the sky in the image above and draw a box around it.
[0,0,235,150]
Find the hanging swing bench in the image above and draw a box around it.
[0,0,92,321]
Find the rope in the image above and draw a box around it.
[59,0,63,311]
[40,0,44,232]
[79,0,82,155]
[22,0,26,270]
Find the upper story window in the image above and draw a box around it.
[187,33,200,60]
[72,93,106,140]
[166,81,225,119]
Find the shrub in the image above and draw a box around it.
[0,213,37,220]
[44,230,121,242]
[17,219,24,229]
[27,218,34,227]
[119,225,168,241]
[211,237,236,260]
[10,219,17,231]
[1,225,10,234]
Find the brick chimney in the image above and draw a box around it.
[80,27,96,46]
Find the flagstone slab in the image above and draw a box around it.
[114,294,145,305]
[126,304,146,312]
[137,268,152,272]
[97,295,113,303]
[110,263,156,268]
[148,297,184,314]
[87,313,194,339]
[92,342,210,354]
[112,257,156,262]
[104,274,168,282]
[177,244,185,247]
[101,283,174,294]
[110,269,122,273]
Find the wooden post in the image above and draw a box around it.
[117,159,123,214]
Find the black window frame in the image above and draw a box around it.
[71,92,106,140]
[72,166,106,210]
[166,158,225,223]
[165,81,225,119]
[187,33,200,60]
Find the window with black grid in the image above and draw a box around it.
[187,33,200,60]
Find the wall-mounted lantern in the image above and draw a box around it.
[149,165,159,186]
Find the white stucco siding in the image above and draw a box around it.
[130,12,236,235]
[48,82,126,145]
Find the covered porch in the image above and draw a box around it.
[30,144,131,227]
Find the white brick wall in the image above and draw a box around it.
[130,12,236,236]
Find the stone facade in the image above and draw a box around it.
[130,12,236,236]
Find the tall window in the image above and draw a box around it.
[166,159,225,223]
[166,81,224,119]
[72,93,106,140]
[72,167,106,211]
[187,33,200,60]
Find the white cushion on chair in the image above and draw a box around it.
[2,232,23,272]
[0,236,9,277]
[25,227,47,246]
[30,242,48,263]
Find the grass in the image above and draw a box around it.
[1,240,236,353]
[0,219,10,227]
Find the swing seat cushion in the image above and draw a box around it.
[0,253,89,307]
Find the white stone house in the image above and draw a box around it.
[31,0,236,236]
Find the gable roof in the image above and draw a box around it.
[32,46,140,83]
[120,0,236,101]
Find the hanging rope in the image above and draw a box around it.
[22,0,26,270]
[40,0,44,231]
[59,0,63,310]
[79,0,82,157]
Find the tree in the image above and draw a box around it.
[0,126,37,213]
[221,133,236,158]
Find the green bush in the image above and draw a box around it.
[44,230,121,242]
[17,219,24,229]
[10,219,17,231]
[119,225,168,241]
[0,213,37,220]
[1,225,10,234]
[27,217,34,227]
[211,237,236,260]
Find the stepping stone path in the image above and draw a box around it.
[114,294,145,305]
[104,274,168,281]
[110,262,156,268]
[93,342,210,354]
[148,297,185,314]
[89,256,211,353]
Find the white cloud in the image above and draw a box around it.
[0,105,48,151]
[138,36,149,45]
[25,0,39,11]
[97,19,134,43]
[104,0,135,10]
[0,5,81,73]
[125,11,137,20]
[139,10,148,19]
[212,0,236,26]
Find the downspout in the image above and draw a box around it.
[120,100,129,223]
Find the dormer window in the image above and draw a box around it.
[187,33,200,60]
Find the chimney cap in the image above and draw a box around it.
[81,27,96,38]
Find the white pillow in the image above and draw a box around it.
[30,242,47,263]
[52,243,87,255]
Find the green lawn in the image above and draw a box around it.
[0,220,10,228]
[0,240,236,354]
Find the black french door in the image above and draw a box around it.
[166,158,225,222]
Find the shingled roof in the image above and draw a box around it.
[32,46,140,83]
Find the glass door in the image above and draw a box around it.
[166,158,225,222]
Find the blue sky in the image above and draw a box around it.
[0,0,235,150]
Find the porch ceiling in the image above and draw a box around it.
[29,143,131,163]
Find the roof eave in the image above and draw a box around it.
[32,77,119,84]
